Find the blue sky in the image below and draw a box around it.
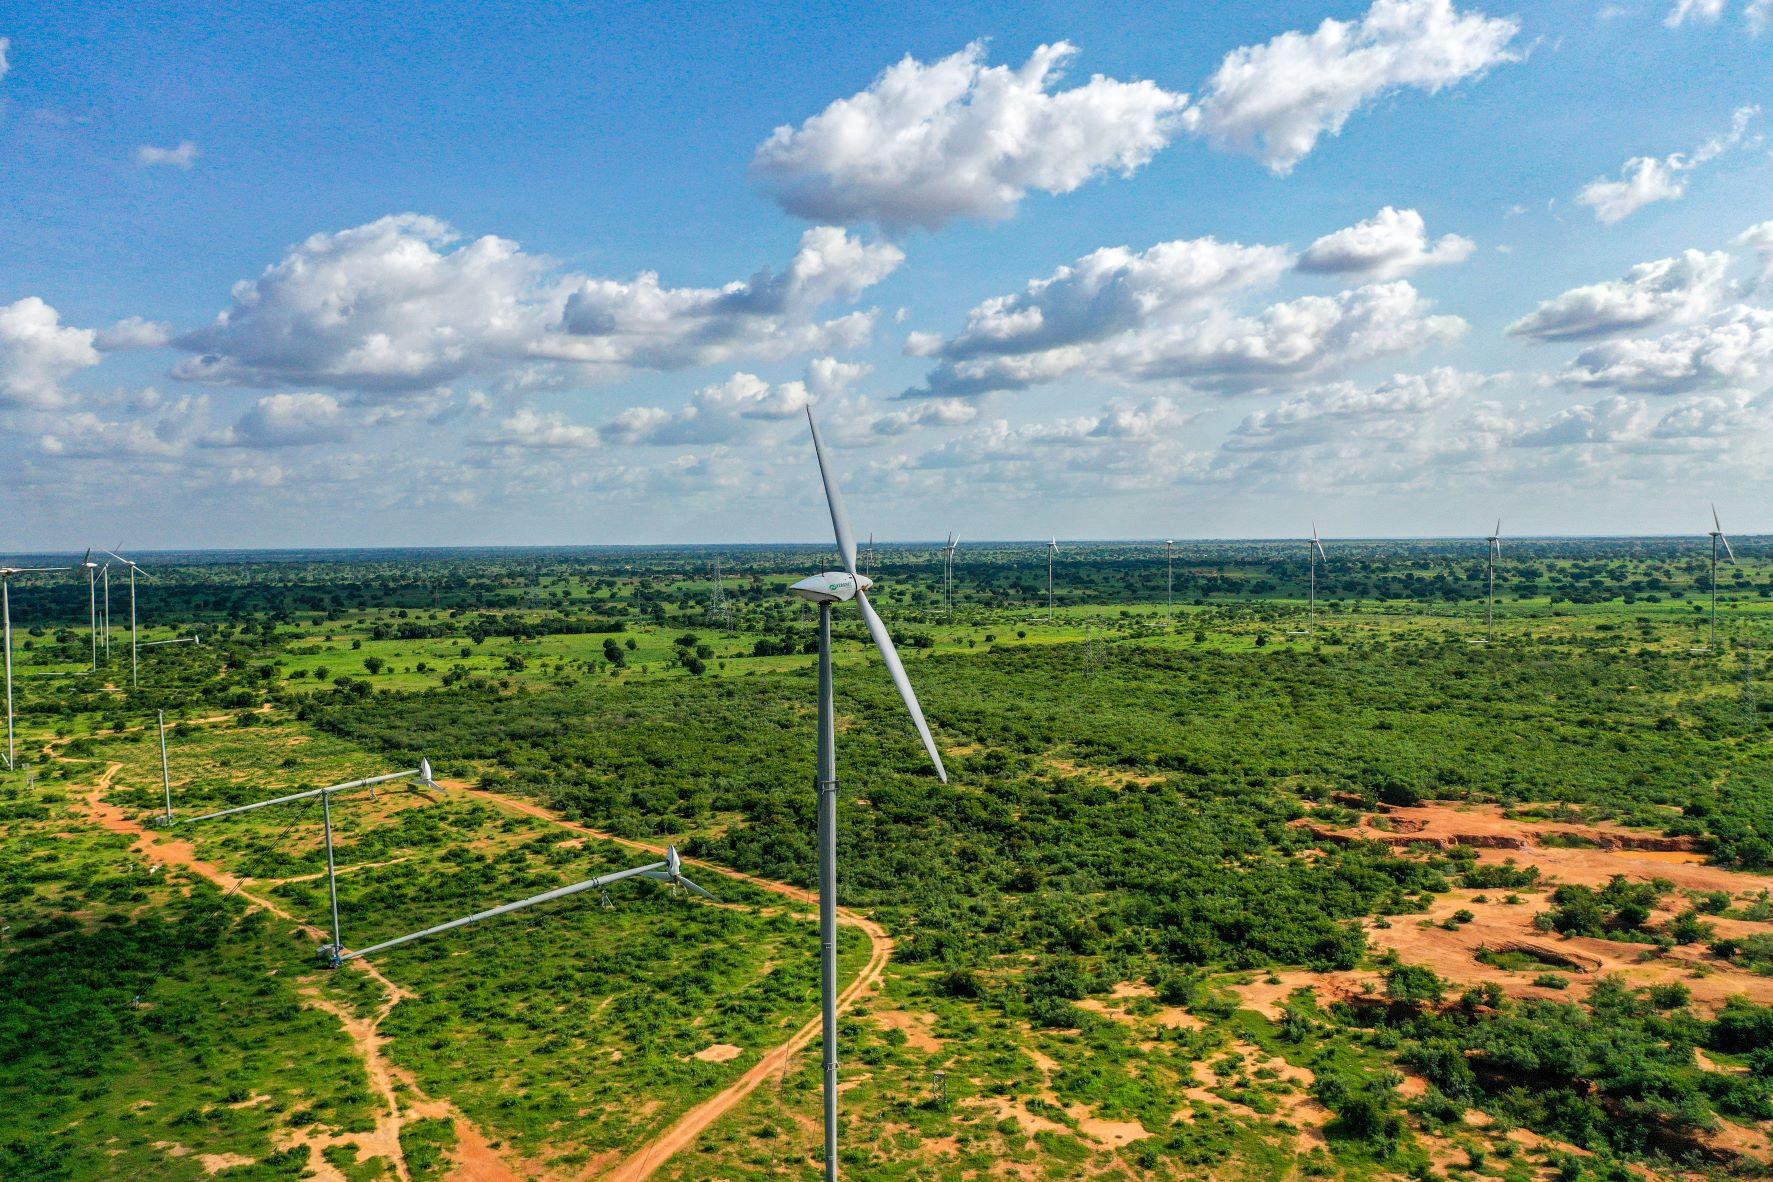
[2,0,1771,548]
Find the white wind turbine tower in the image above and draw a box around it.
[1482,520,1502,643]
[1290,525,1328,635]
[942,532,959,617]
[101,559,112,663]
[78,549,101,670]
[1165,540,1175,613]
[1046,539,1059,621]
[1707,504,1736,652]
[796,408,947,1182]
[2,563,65,771]
[103,550,152,686]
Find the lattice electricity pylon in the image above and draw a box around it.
[1083,627,1107,678]
[708,558,732,627]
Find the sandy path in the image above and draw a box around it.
[446,783,893,1182]
[51,731,888,1182]
[60,745,526,1182]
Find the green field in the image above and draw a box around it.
[4,541,1772,1181]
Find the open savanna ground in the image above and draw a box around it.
[4,544,1773,1181]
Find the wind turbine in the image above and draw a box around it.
[863,532,875,578]
[942,532,959,617]
[796,408,946,1182]
[1165,540,1175,613]
[1483,520,1502,643]
[1301,525,1328,635]
[103,550,152,686]
[2,563,65,771]
[1707,504,1736,652]
[101,560,111,663]
[1046,539,1059,621]
[638,844,717,898]
[78,550,101,670]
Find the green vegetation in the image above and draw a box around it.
[3,541,1771,1179]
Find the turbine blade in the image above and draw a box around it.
[1713,503,1721,533]
[1722,534,1736,563]
[806,409,857,578]
[855,589,947,783]
[677,875,718,900]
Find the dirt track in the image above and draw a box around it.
[447,783,893,1182]
[61,742,527,1181]
[55,735,889,1182]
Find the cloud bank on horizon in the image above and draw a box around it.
[3,0,1773,545]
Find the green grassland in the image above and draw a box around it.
[3,541,1772,1180]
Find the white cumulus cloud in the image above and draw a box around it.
[1297,207,1475,279]
[927,236,1294,364]
[95,316,173,351]
[210,392,350,449]
[600,357,866,447]
[1183,0,1520,174]
[915,266,1466,398]
[752,42,1189,231]
[1559,304,1773,393]
[1506,250,1733,341]
[549,226,901,369]
[174,216,900,392]
[0,297,101,408]
[1226,368,1484,452]
[1737,221,1773,289]
[1575,105,1759,224]
[474,408,603,452]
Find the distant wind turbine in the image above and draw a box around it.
[942,532,959,617]
[797,408,946,1182]
[2,563,65,771]
[1707,504,1736,652]
[1165,540,1175,613]
[103,550,153,686]
[78,550,100,670]
[1046,539,1059,621]
[1291,525,1328,636]
[1484,520,1502,643]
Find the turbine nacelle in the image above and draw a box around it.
[789,571,872,604]
[643,843,717,899]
